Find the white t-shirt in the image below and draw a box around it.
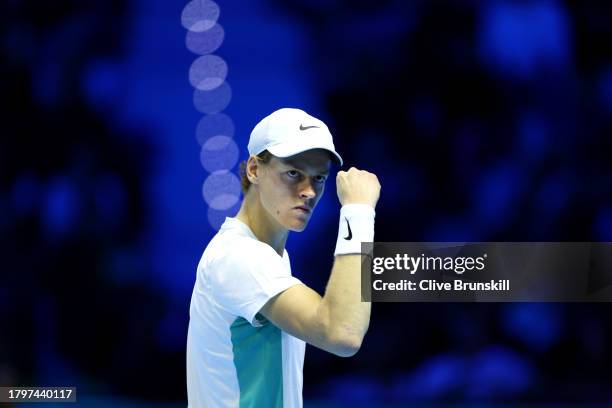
[187,217,306,408]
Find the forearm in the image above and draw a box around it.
[318,253,371,355]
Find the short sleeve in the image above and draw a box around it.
[208,239,302,326]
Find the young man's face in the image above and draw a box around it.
[258,149,331,232]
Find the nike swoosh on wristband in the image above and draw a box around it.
[299,124,320,130]
[344,217,352,240]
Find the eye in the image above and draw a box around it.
[287,170,300,178]
[315,175,327,183]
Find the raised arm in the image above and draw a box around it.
[260,167,380,357]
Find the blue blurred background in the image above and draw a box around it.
[1,0,612,406]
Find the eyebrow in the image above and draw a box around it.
[280,161,329,175]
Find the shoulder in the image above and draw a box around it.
[209,233,279,266]
[202,234,285,284]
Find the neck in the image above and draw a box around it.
[235,189,289,257]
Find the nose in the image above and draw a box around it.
[298,179,316,200]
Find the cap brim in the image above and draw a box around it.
[267,144,343,166]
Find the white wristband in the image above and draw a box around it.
[334,204,375,256]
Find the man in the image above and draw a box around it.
[186,108,381,407]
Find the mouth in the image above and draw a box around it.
[294,205,312,214]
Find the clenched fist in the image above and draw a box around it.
[336,167,381,209]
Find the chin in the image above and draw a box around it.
[290,224,307,232]
[285,217,309,232]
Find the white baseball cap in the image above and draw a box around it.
[248,108,343,166]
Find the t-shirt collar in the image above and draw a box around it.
[221,217,287,259]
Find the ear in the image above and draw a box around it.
[246,156,260,185]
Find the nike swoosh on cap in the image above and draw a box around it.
[344,217,352,240]
[299,124,320,130]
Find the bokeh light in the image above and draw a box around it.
[193,81,231,114]
[202,170,241,210]
[186,23,224,55]
[502,303,563,352]
[465,346,535,399]
[42,176,82,239]
[81,59,122,112]
[195,113,235,146]
[181,0,220,33]
[478,1,570,77]
[199,135,239,173]
[188,54,227,91]
[183,0,236,232]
